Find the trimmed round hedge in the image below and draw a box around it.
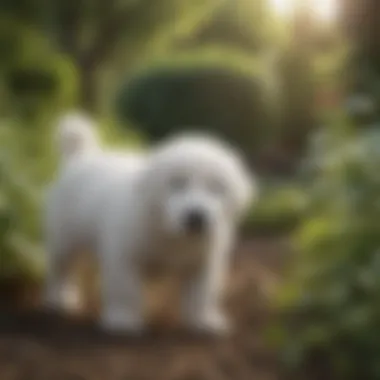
[116,64,274,158]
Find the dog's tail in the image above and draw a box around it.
[56,112,99,161]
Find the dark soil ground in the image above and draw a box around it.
[0,236,291,380]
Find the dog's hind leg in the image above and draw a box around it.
[43,234,79,312]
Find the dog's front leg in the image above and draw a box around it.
[182,225,234,335]
[99,236,144,334]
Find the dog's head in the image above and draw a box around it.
[140,133,257,239]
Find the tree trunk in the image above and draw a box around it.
[78,62,99,113]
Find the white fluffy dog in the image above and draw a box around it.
[44,113,255,334]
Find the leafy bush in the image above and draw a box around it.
[116,58,275,156]
[5,56,78,119]
[244,181,307,234]
[276,124,380,379]
[0,19,78,120]
[0,121,46,283]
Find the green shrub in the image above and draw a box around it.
[276,125,380,379]
[0,120,47,283]
[5,56,78,119]
[0,20,78,120]
[116,57,275,156]
[244,181,307,234]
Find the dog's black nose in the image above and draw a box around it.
[184,209,206,234]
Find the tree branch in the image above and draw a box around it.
[55,0,84,61]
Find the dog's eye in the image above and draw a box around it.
[208,178,226,196]
[169,175,188,191]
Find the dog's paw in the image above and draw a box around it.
[43,283,82,313]
[189,310,232,336]
[100,310,144,335]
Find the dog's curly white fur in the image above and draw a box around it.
[44,112,256,334]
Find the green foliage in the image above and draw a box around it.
[6,56,78,117]
[182,0,276,51]
[0,17,78,119]
[1,0,223,111]
[276,124,380,379]
[0,120,47,281]
[117,53,276,155]
[244,182,307,234]
[96,116,145,149]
